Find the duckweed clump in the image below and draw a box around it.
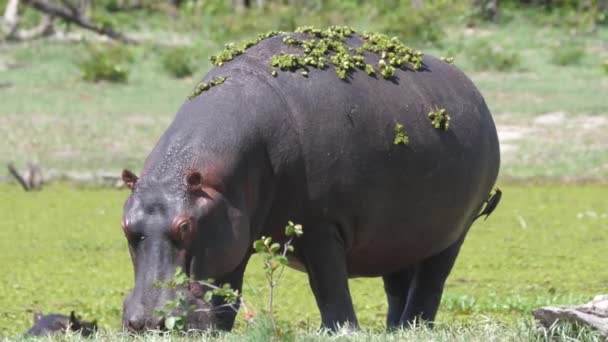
[270,26,424,80]
[209,31,283,67]
[207,25,424,81]
[188,76,227,100]
[393,123,410,145]
[428,109,450,130]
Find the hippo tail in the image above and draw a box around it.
[473,187,502,222]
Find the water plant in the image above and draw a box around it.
[428,109,450,131]
[188,76,227,100]
[393,122,410,146]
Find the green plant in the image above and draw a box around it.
[162,48,196,78]
[252,221,303,335]
[602,60,608,74]
[393,122,409,145]
[188,76,227,100]
[154,267,247,331]
[466,40,521,72]
[550,43,585,66]
[153,268,190,331]
[428,109,450,130]
[80,45,133,83]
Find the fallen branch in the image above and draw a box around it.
[21,0,137,43]
[533,295,608,337]
[7,162,43,191]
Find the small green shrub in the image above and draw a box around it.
[162,48,196,78]
[551,42,585,66]
[602,60,608,74]
[80,45,133,83]
[466,40,521,72]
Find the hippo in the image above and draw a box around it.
[26,311,97,336]
[120,26,501,332]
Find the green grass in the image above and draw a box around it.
[1,184,607,338]
[5,320,606,341]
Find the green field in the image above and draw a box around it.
[1,184,607,338]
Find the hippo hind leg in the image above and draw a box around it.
[382,269,415,330]
[398,235,466,327]
[301,221,359,331]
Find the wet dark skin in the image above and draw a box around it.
[121,32,500,332]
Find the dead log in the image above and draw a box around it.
[533,295,608,337]
[7,162,44,191]
[21,0,136,43]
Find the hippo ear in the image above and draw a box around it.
[69,311,82,330]
[122,169,138,191]
[69,311,77,324]
[33,310,43,323]
[186,171,203,193]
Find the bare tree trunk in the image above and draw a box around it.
[22,0,136,43]
[3,0,56,41]
[2,0,20,39]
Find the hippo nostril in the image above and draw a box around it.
[127,317,145,332]
[156,316,166,330]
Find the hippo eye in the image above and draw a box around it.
[178,221,190,234]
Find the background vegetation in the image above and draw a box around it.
[1,0,607,340]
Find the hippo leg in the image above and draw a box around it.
[382,269,415,330]
[399,235,466,326]
[301,223,358,330]
[209,256,250,331]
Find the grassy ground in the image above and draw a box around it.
[1,184,607,338]
[0,9,607,182]
[5,320,607,341]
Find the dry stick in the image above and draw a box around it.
[21,0,136,43]
[7,163,30,191]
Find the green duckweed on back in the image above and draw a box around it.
[207,26,424,80]
[188,76,227,100]
[393,122,410,146]
[209,31,284,67]
[428,108,451,131]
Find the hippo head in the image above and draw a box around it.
[120,168,251,332]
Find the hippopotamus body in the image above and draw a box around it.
[121,28,500,332]
[26,311,97,336]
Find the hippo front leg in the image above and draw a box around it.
[208,255,251,331]
[299,222,358,331]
